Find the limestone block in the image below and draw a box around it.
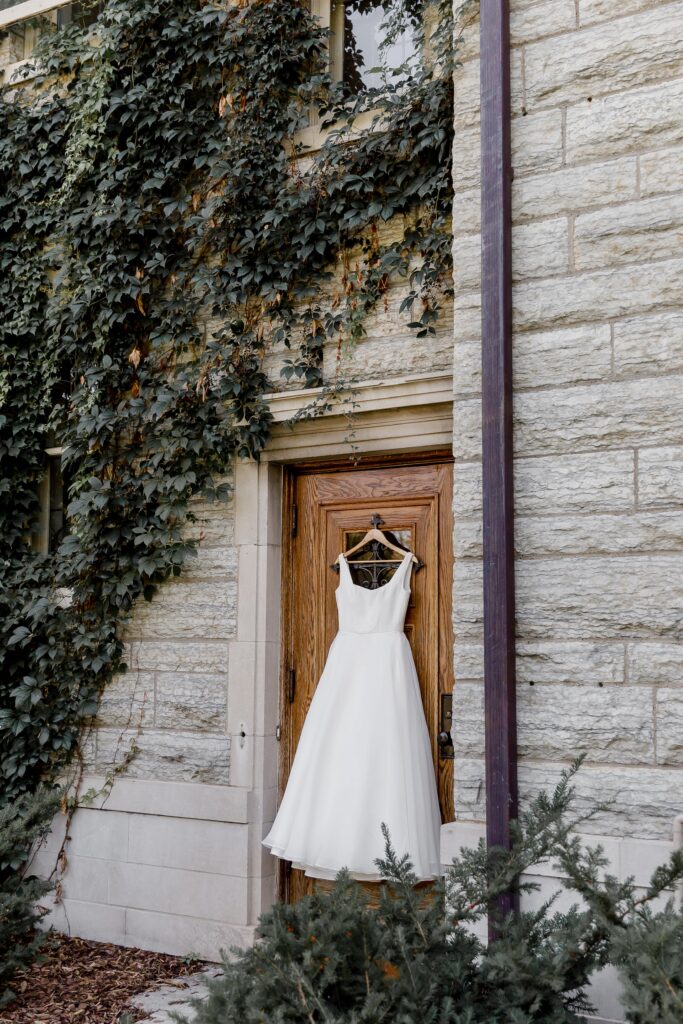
[510,0,576,43]
[518,762,683,839]
[455,682,655,763]
[455,519,481,557]
[455,641,485,681]
[513,218,570,282]
[640,144,683,196]
[453,187,480,235]
[127,815,249,877]
[574,193,683,272]
[513,158,637,222]
[454,757,486,821]
[454,341,481,396]
[180,546,237,582]
[96,671,154,729]
[453,559,483,639]
[516,511,683,558]
[95,728,230,784]
[639,445,683,508]
[186,489,234,548]
[155,673,228,731]
[59,855,110,905]
[579,0,673,27]
[124,908,254,960]
[453,233,480,294]
[454,109,563,190]
[566,78,683,165]
[656,689,683,764]
[512,109,564,177]
[514,375,683,456]
[454,289,482,342]
[322,320,454,383]
[69,809,131,863]
[452,58,481,128]
[525,4,683,108]
[125,580,237,641]
[126,641,229,675]
[453,398,481,461]
[517,554,683,640]
[514,257,683,332]
[108,860,248,924]
[515,323,611,388]
[454,450,635,518]
[614,311,683,377]
[629,642,683,685]
[517,641,625,685]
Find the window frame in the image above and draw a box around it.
[0,0,69,30]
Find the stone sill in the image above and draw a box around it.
[79,775,251,824]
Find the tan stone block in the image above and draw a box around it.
[515,323,611,387]
[517,554,683,640]
[629,642,683,685]
[656,689,683,764]
[515,375,683,455]
[518,641,626,684]
[455,682,655,763]
[511,0,576,43]
[513,218,570,282]
[514,257,683,332]
[525,4,683,108]
[97,671,154,729]
[513,158,637,222]
[125,580,237,642]
[454,289,482,342]
[512,109,564,177]
[566,78,683,165]
[638,445,683,508]
[180,546,237,582]
[454,450,635,518]
[95,729,230,784]
[453,186,480,235]
[109,861,248,924]
[452,58,480,128]
[453,398,481,461]
[579,0,672,27]
[614,311,683,377]
[640,145,683,197]
[516,511,683,557]
[453,559,483,639]
[574,193,683,272]
[124,909,254,959]
[126,641,229,675]
[128,815,249,876]
[155,673,228,731]
[519,761,683,839]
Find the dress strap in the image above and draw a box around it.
[395,550,414,588]
[338,553,352,584]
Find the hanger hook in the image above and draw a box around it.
[370,513,384,529]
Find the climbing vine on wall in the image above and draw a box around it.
[0,0,462,804]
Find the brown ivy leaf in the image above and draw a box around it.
[134,267,144,281]
[130,381,141,398]
[128,347,141,369]
[135,295,146,316]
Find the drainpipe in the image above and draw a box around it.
[479,0,518,925]
[674,815,683,910]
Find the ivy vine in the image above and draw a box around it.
[0,0,462,804]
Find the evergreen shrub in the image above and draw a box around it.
[180,768,683,1024]
[0,787,58,1006]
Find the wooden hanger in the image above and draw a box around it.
[333,514,420,566]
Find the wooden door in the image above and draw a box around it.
[280,456,454,902]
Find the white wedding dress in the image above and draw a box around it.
[262,551,442,881]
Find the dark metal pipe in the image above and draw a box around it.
[479,0,518,924]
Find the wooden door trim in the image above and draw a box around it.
[278,452,454,902]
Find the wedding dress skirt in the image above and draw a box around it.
[262,551,442,882]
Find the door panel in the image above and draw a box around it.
[280,458,454,902]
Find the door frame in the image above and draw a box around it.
[278,449,455,901]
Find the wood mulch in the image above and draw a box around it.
[0,933,210,1024]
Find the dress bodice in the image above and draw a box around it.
[335,551,413,635]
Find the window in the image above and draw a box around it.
[334,1,419,93]
[34,448,70,555]
[0,2,103,68]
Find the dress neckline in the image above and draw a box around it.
[339,551,412,593]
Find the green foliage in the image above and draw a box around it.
[179,767,683,1024]
[0,0,459,804]
[0,788,58,1006]
[611,906,683,1022]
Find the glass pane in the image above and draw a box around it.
[342,527,413,589]
[341,1,418,93]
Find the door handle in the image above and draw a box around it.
[438,693,455,760]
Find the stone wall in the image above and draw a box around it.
[452,0,683,841]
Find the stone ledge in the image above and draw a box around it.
[79,775,251,823]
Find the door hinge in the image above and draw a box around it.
[291,502,298,538]
[288,667,296,703]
